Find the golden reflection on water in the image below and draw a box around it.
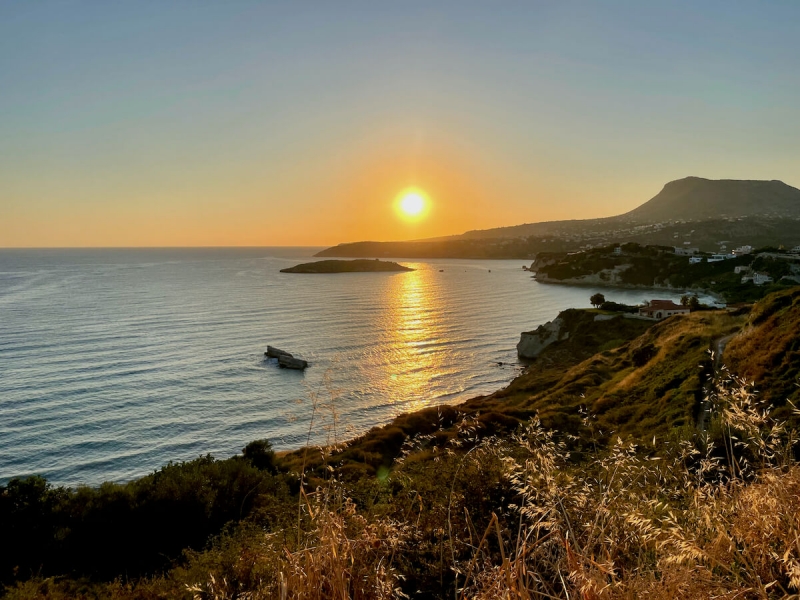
[385,265,446,410]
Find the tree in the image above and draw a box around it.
[680,295,690,306]
[242,439,278,473]
[590,293,606,308]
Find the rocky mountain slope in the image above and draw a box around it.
[622,177,800,223]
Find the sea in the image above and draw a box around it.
[0,248,716,487]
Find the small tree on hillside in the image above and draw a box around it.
[590,293,606,308]
[242,439,278,473]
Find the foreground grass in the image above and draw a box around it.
[6,373,799,599]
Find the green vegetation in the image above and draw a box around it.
[0,451,292,586]
[4,290,800,598]
[535,243,800,303]
[589,292,605,307]
[280,259,413,273]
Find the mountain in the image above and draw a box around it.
[455,177,800,240]
[622,177,800,223]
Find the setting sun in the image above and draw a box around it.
[396,190,430,221]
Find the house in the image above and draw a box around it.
[741,272,772,285]
[734,265,752,275]
[707,253,735,263]
[613,246,622,255]
[638,300,691,319]
[732,245,753,255]
[689,256,703,264]
[790,246,800,255]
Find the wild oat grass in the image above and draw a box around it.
[456,374,800,600]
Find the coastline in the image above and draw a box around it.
[532,274,727,304]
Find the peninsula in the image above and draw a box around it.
[279,259,413,273]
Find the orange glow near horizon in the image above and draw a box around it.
[0,124,659,248]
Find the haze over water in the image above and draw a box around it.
[0,248,711,486]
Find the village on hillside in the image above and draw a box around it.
[530,241,800,304]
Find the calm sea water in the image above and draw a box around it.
[0,248,712,486]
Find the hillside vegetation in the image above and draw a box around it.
[726,286,800,419]
[3,289,800,599]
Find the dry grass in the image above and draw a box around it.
[181,375,800,600]
[6,374,799,600]
[456,375,800,600]
[184,488,408,600]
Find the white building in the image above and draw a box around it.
[733,245,753,255]
[708,253,735,263]
[639,300,691,319]
[689,256,703,264]
[742,272,773,285]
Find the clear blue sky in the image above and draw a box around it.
[2,1,799,246]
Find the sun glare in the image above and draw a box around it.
[396,190,429,221]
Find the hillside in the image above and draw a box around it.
[623,177,800,223]
[725,286,800,418]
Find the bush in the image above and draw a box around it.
[243,439,278,473]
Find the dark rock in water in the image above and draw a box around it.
[278,354,308,370]
[280,259,413,274]
[265,345,292,359]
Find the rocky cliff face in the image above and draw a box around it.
[517,317,569,358]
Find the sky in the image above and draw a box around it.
[1,1,799,247]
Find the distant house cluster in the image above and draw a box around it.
[742,272,773,285]
[675,242,796,286]
[638,300,690,320]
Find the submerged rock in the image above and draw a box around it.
[265,345,292,359]
[278,354,308,370]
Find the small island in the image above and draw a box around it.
[280,259,414,274]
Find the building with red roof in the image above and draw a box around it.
[638,300,690,320]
